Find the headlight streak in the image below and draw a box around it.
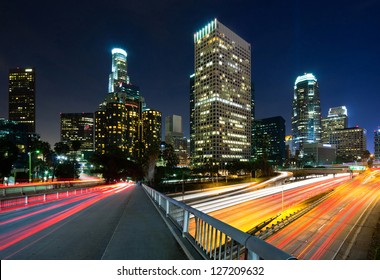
[266,170,380,259]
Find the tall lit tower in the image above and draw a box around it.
[292,73,321,154]
[8,68,36,133]
[95,48,139,156]
[192,19,252,166]
[108,48,129,93]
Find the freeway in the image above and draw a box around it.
[171,171,292,203]
[0,182,188,260]
[201,175,351,232]
[266,169,380,259]
[177,173,350,214]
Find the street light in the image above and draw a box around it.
[28,150,40,183]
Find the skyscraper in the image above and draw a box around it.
[292,73,321,155]
[8,68,36,133]
[191,19,252,166]
[252,116,286,165]
[374,128,380,160]
[60,113,95,153]
[165,115,188,166]
[142,109,162,156]
[165,115,183,144]
[330,127,367,162]
[95,48,140,157]
[108,48,129,93]
[321,106,348,144]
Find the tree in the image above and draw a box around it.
[71,140,81,152]
[0,139,19,182]
[89,146,143,183]
[55,161,80,180]
[54,142,70,156]
[162,144,179,169]
[30,139,53,181]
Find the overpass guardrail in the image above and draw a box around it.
[0,187,101,210]
[142,184,296,260]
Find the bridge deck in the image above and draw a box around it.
[101,184,189,260]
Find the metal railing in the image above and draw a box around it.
[142,184,296,260]
[0,187,100,210]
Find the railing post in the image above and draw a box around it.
[166,199,170,217]
[246,249,260,260]
[182,210,190,237]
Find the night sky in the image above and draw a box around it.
[1,0,379,153]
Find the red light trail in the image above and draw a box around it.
[0,182,133,255]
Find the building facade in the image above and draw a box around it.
[165,115,183,144]
[95,48,141,158]
[375,128,380,160]
[303,143,336,166]
[191,19,252,166]
[141,109,162,157]
[8,68,36,133]
[165,115,189,166]
[60,113,95,152]
[292,73,321,155]
[252,116,285,165]
[329,127,367,162]
[321,106,348,144]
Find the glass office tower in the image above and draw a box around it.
[291,73,321,155]
[192,19,252,166]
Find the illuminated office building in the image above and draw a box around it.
[321,106,348,144]
[8,68,36,133]
[374,128,380,160]
[95,48,161,161]
[142,109,162,156]
[108,48,129,93]
[60,113,94,152]
[292,73,321,155]
[189,73,195,161]
[95,48,141,157]
[192,19,252,166]
[330,127,367,162]
[0,118,32,154]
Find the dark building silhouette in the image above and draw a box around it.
[252,116,286,165]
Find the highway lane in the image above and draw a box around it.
[186,175,351,236]
[171,171,292,203]
[0,183,134,259]
[178,173,350,214]
[266,170,380,259]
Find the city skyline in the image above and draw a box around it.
[1,0,379,153]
